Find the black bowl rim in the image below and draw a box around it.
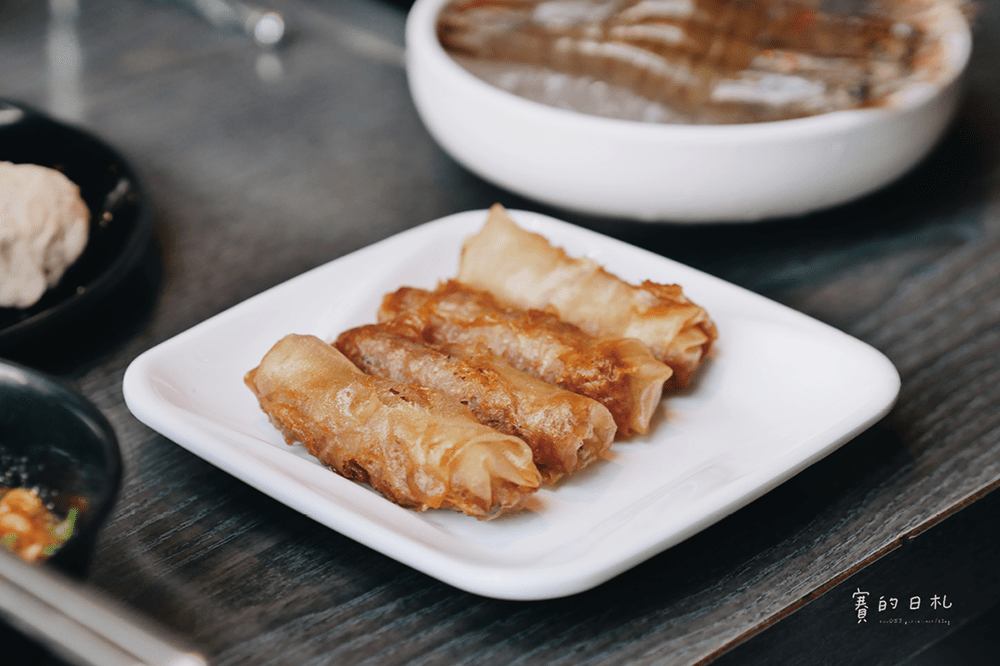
[0,98,154,349]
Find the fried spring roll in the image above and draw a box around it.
[377,281,673,435]
[457,205,718,388]
[335,324,617,483]
[245,334,541,519]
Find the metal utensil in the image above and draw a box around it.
[178,0,286,47]
[0,548,208,666]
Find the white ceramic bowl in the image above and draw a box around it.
[405,0,972,223]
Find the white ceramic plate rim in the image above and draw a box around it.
[123,209,900,600]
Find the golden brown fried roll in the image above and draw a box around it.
[458,205,718,388]
[245,334,541,519]
[378,281,673,436]
[335,324,617,483]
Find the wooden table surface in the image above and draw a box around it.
[2,1,998,664]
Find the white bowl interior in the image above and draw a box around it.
[405,0,972,223]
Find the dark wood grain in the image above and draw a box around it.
[712,486,1000,666]
[1,0,998,664]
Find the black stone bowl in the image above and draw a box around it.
[0,99,153,352]
[0,359,121,576]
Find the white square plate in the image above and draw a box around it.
[123,209,900,600]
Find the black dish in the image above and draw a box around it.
[0,359,122,576]
[0,100,153,350]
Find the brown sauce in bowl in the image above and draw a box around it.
[437,0,960,124]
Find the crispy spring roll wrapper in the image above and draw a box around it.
[245,334,541,519]
[457,205,718,389]
[377,281,673,435]
[335,324,617,483]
